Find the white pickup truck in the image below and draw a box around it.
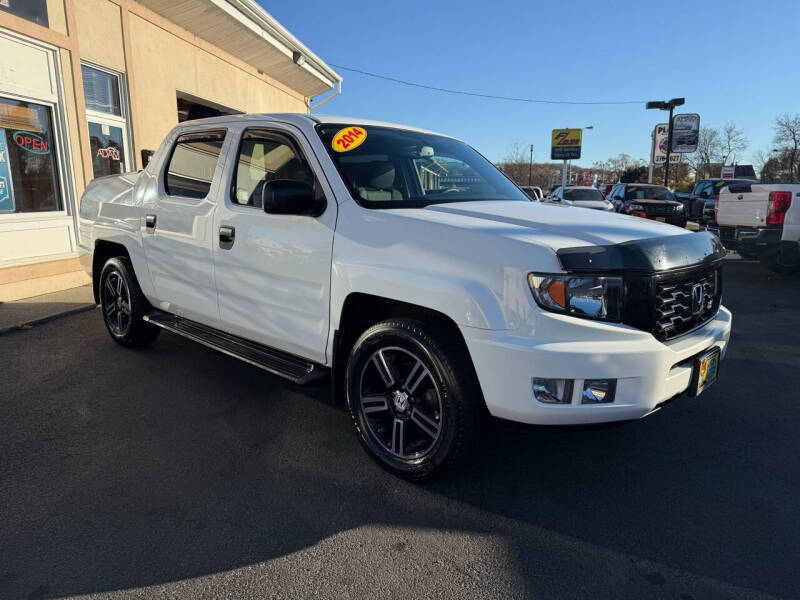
[712,182,800,270]
[78,114,732,479]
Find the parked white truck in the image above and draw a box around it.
[712,182,800,271]
[78,114,732,479]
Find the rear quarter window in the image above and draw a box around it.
[164,130,226,199]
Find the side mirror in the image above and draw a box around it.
[262,180,325,216]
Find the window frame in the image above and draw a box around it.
[163,129,228,200]
[228,127,318,210]
[81,61,133,178]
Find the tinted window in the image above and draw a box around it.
[0,0,48,27]
[563,188,604,201]
[232,130,314,208]
[165,131,225,198]
[317,124,527,208]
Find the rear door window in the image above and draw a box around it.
[164,130,226,199]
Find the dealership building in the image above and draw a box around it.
[0,0,340,300]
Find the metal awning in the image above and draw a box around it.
[137,0,341,98]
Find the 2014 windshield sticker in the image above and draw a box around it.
[332,126,366,152]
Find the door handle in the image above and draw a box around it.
[145,214,157,231]
[219,225,235,249]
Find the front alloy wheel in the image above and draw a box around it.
[346,319,480,480]
[359,346,443,459]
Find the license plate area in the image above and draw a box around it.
[656,216,666,222]
[688,347,721,397]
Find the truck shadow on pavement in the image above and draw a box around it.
[0,258,798,599]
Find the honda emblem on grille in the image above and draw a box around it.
[691,283,704,315]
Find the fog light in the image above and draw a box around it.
[581,379,616,404]
[533,378,573,404]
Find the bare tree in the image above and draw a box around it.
[685,127,722,181]
[719,122,748,166]
[773,113,800,182]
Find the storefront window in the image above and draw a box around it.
[0,97,62,213]
[82,65,122,116]
[0,0,49,28]
[88,122,125,177]
[82,63,130,180]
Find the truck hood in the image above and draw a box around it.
[418,200,686,248]
[413,200,723,272]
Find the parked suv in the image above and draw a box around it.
[78,114,730,480]
[608,183,687,227]
[546,185,615,210]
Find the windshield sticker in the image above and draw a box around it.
[332,126,367,152]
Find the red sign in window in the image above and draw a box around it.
[12,131,50,154]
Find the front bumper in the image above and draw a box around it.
[461,306,732,425]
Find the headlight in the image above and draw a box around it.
[528,273,623,321]
[675,204,684,212]
[628,203,644,211]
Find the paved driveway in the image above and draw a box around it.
[1,257,798,599]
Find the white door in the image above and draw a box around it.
[212,125,336,364]
[141,129,228,326]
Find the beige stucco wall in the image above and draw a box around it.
[128,12,308,152]
[58,47,87,200]
[45,0,67,35]
[73,0,125,72]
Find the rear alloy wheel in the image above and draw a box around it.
[345,319,480,480]
[99,257,160,347]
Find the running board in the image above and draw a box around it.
[143,310,325,384]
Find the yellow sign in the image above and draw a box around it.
[331,126,367,152]
[551,128,582,160]
[551,128,582,147]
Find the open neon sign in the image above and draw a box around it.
[12,131,50,155]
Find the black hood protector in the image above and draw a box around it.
[557,232,725,273]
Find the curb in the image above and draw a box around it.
[0,304,98,337]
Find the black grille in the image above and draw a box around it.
[622,263,723,341]
[645,203,677,216]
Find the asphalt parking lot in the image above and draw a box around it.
[1,256,798,599]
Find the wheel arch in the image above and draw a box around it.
[331,292,485,409]
[91,240,132,304]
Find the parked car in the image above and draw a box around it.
[520,185,543,201]
[78,114,731,480]
[607,183,687,227]
[710,182,799,271]
[685,178,756,222]
[546,185,615,211]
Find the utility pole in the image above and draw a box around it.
[528,144,534,185]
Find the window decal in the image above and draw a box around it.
[331,126,367,153]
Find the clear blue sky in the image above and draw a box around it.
[263,0,800,167]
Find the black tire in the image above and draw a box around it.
[99,257,160,347]
[345,319,480,481]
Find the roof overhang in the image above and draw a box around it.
[136,0,341,98]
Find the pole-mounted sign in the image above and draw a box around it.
[670,113,700,154]
[551,129,582,160]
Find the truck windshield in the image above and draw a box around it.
[625,186,675,201]
[317,124,528,208]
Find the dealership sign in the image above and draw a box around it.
[551,128,582,160]
[651,124,681,164]
[670,113,700,154]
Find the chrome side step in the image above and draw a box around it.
[143,310,325,384]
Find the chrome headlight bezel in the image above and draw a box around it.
[527,273,623,322]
